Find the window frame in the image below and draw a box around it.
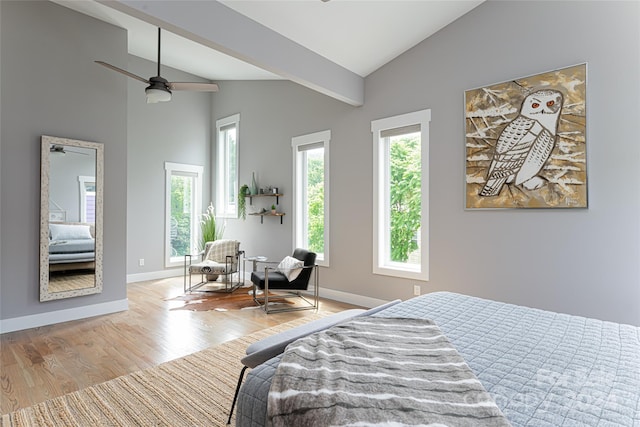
[292,130,331,267]
[78,175,96,223]
[371,109,430,281]
[164,162,204,268]
[215,114,240,219]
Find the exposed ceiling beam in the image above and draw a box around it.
[98,0,365,106]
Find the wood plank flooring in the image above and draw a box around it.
[0,276,359,414]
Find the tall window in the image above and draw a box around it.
[372,110,430,281]
[292,130,330,266]
[216,114,240,218]
[78,175,96,223]
[165,162,203,267]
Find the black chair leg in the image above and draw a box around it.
[227,366,248,425]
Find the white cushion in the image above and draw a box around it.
[277,256,304,281]
[49,223,92,240]
[189,260,231,274]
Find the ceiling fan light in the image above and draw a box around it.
[145,87,172,103]
[50,147,65,156]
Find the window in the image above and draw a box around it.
[371,110,430,281]
[165,162,203,267]
[292,130,330,266]
[78,175,96,223]
[216,114,240,218]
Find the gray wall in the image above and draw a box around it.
[0,1,127,319]
[356,0,639,325]
[126,55,212,276]
[211,80,353,261]
[216,1,640,326]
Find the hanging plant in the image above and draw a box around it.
[238,184,249,220]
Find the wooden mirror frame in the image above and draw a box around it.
[40,135,104,301]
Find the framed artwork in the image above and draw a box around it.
[465,63,587,209]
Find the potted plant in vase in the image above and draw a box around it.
[238,184,249,220]
[271,204,277,214]
[200,203,225,250]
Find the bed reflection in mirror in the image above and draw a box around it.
[40,135,103,301]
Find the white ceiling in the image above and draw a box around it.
[53,0,483,81]
[219,0,483,77]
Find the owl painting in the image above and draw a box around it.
[465,63,587,209]
[479,89,563,197]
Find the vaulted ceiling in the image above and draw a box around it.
[52,0,483,105]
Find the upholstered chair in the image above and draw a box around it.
[250,248,318,313]
[184,239,243,293]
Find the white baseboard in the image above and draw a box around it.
[126,268,183,283]
[0,299,129,334]
[318,287,389,308]
[247,272,389,309]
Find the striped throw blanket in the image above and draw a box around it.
[267,317,511,426]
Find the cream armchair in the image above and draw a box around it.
[184,239,243,293]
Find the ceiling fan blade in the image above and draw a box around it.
[95,61,149,84]
[168,82,219,92]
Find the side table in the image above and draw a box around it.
[244,256,267,284]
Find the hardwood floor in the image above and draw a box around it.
[0,276,359,414]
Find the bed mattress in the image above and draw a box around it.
[49,239,95,264]
[236,292,640,426]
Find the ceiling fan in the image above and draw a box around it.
[50,145,89,156]
[96,28,219,103]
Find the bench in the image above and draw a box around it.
[227,299,402,424]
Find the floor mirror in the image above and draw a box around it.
[40,135,104,301]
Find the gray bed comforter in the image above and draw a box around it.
[236,292,640,427]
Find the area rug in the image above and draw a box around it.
[167,287,294,311]
[1,313,327,427]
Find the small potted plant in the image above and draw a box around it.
[271,204,277,214]
[238,184,249,220]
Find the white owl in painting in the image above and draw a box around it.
[479,89,564,197]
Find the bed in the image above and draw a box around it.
[48,222,95,272]
[235,292,640,426]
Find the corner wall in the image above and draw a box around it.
[210,80,354,262]
[126,55,212,279]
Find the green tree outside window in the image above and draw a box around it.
[170,175,192,257]
[389,134,421,263]
[306,152,324,254]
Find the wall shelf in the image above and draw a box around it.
[246,193,282,205]
[246,193,284,224]
[249,212,285,224]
